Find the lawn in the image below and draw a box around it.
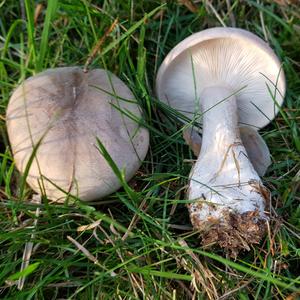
[0,0,299,299]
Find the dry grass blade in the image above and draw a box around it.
[273,0,299,5]
[18,195,41,290]
[285,292,300,300]
[34,3,43,25]
[225,0,236,27]
[122,198,148,241]
[214,142,242,179]
[97,224,143,297]
[83,19,118,73]
[217,279,254,300]
[67,235,102,267]
[257,0,268,41]
[178,0,198,13]
[231,148,241,186]
[205,1,226,27]
[177,240,218,300]
[77,220,101,232]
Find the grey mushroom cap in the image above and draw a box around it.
[6,67,149,202]
[156,27,286,129]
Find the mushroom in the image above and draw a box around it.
[156,27,285,256]
[183,125,271,177]
[7,67,149,202]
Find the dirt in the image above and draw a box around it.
[188,206,266,258]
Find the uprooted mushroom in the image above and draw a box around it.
[6,67,149,202]
[156,27,285,256]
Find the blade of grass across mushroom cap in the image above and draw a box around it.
[6,67,149,202]
[156,27,286,257]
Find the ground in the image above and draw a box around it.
[0,0,299,299]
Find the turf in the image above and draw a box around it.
[0,0,299,299]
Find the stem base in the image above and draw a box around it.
[188,203,267,258]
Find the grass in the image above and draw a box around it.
[0,0,299,299]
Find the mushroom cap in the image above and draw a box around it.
[156,27,286,129]
[7,67,149,202]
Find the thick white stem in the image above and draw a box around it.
[187,87,268,254]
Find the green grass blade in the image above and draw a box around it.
[37,0,58,71]
[24,0,37,69]
[100,4,165,57]
[7,262,41,281]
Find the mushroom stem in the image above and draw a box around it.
[188,86,268,256]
